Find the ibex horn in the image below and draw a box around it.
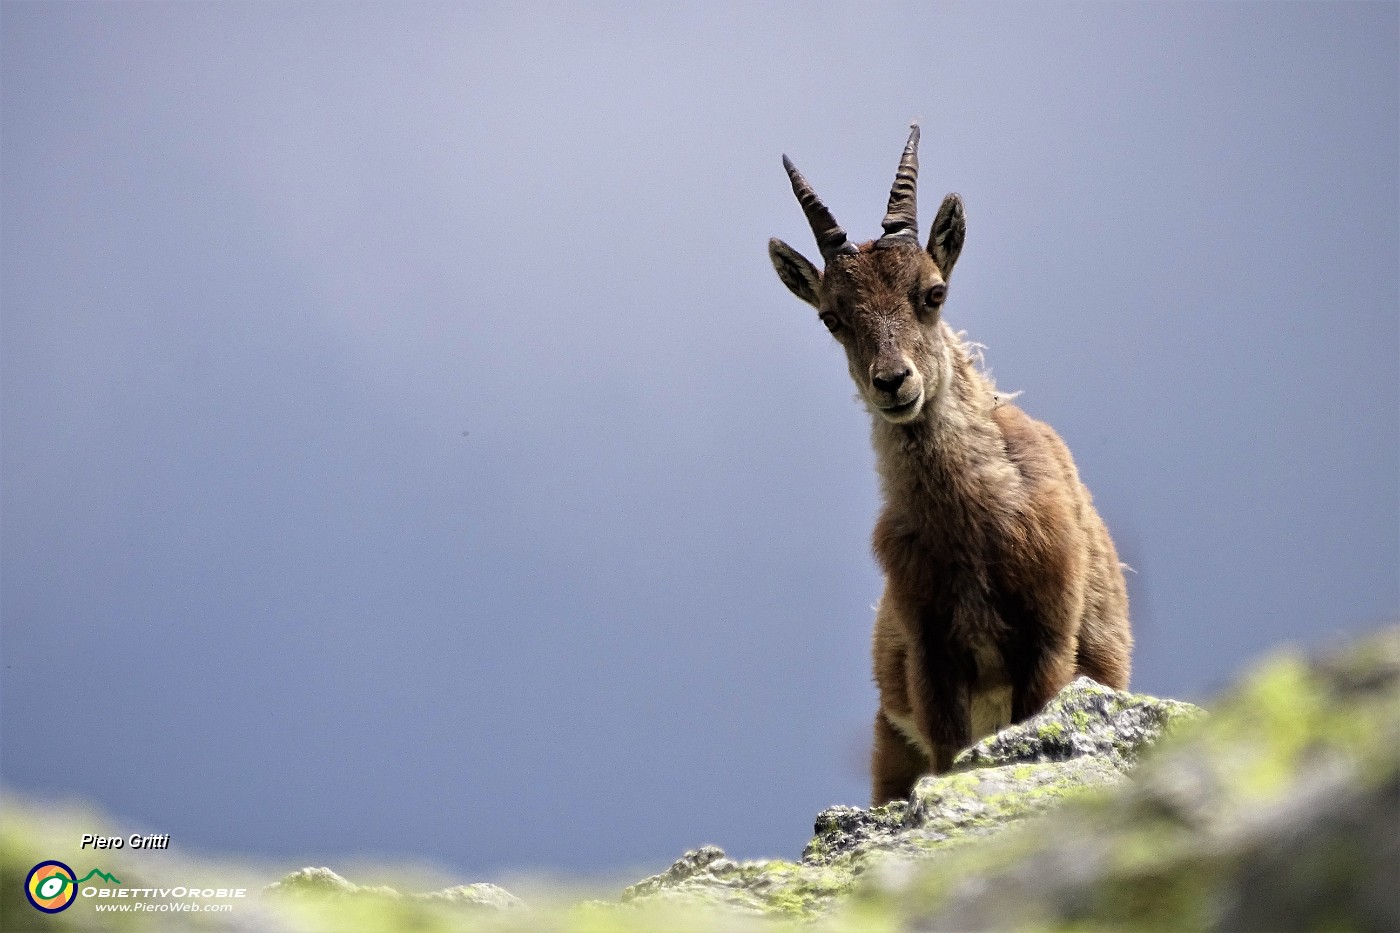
[783,155,856,263]
[879,124,920,242]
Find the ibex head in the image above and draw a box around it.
[769,126,966,424]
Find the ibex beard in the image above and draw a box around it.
[769,125,1133,806]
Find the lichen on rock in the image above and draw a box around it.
[264,865,524,915]
[264,866,402,900]
[952,676,1206,772]
[244,646,1399,931]
[418,882,524,910]
[859,627,1400,932]
[620,676,1200,922]
[27,629,1391,931]
[619,844,851,921]
[802,800,908,866]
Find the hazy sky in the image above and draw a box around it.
[3,2,1396,881]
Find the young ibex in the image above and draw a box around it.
[769,126,1133,805]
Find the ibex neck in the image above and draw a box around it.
[870,343,1020,526]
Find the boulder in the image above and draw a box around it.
[868,628,1400,931]
[621,676,1204,921]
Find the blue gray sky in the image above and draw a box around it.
[3,2,1396,880]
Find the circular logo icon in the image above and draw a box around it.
[25,861,78,913]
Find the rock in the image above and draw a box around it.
[907,756,1126,837]
[622,676,1200,921]
[264,865,525,911]
[1219,764,1399,932]
[874,627,1400,932]
[264,866,400,899]
[5,628,1395,932]
[417,882,524,910]
[952,676,1206,772]
[803,801,908,865]
[264,865,353,895]
[619,844,851,920]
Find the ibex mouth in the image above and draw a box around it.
[877,391,924,423]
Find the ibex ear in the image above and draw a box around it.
[927,193,965,279]
[768,238,822,308]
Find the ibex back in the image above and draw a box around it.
[769,126,1133,805]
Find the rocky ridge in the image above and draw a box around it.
[6,627,1395,931]
[262,628,1399,931]
[612,677,1203,920]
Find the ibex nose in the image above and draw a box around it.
[871,367,911,394]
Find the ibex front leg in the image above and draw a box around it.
[993,573,1083,723]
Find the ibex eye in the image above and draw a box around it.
[820,313,842,333]
[924,284,947,307]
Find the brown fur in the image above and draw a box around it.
[770,143,1132,806]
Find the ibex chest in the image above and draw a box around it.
[878,517,1018,735]
[927,588,1016,742]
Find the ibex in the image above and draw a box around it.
[769,126,1133,805]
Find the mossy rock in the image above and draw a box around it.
[851,627,1400,932]
[7,628,1394,931]
[622,677,1199,922]
[952,676,1206,772]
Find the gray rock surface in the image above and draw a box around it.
[620,677,1203,920]
[881,628,1400,932]
[265,865,523,911]
[245,628,1397,931]
[952,675,1205,771]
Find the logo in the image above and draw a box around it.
[24,861,121,913]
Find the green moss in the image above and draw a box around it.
[1036,720,1067,740]
[1188,644,1398,808]
[1088,859,1223,931]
